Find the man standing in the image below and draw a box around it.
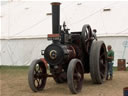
[106,45,114,80]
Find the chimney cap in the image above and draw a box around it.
[51,2,61,5]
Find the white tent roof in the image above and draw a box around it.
[1,1,128,66]
[1,1,128,39]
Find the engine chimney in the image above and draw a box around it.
[51,2,61,35]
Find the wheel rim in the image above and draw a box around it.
[73,62,83,92]
[33,63,46,90]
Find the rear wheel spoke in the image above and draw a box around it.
[100,52,105,59]
[100,61,105,68]
[100,72,104,78]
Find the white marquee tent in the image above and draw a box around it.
[0,1,128,66]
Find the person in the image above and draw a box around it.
[106,45,114,80]
[92,29,97,40]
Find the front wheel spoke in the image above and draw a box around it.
[36,79,41,88]
[34,79,39,87]
[77,65,81,73]
[77,73,81,80]
[73,79,80,90]
[74,73,81,81]
[74,73,78,79]
[34,74,38,79]
[34,69,39,76]
[73,80,78,89]
[34,71,39,78]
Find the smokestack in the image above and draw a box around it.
[51,2,61,34]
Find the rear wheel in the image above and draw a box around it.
[28,59,47,92]
[67,59,84,94]
[90,41,107,84]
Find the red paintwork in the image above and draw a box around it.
[40,58,48,69]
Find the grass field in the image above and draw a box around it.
[0,66,128,96]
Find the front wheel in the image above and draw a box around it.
[67,59,84,94]
[28,59,47,92]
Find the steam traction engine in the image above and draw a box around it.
[28,2,107,94]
